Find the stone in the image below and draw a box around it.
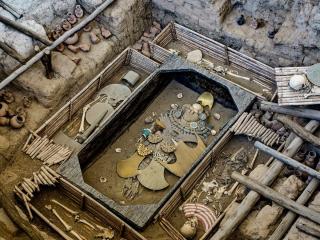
[186,50,202,64]
[274,175,305,200]
[0,208,18,235]
[51,52,77,79]
[239,205,283,239]
[213,113,221,120]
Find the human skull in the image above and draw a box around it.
[289,74,309,91]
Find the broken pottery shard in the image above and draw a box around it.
[117,152,145,178]
[186,50,202,64]
[137,160,169,191]
[101,27,112,39]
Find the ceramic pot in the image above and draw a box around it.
[10,115,25,129]
[0,117,9,126]
[0,102,8,117]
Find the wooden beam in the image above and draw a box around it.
[0,14,51,45]
[254,141,320,181]
[231,171,320,225]
[259,101,320,121]
[276,114,320,148]
[296,218,320,238]
[210,120,319,240]
[0,0,116,90]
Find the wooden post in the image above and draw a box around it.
[210,120,319,240]
[41,49,54,79]
[0,0,115,90]
[260,101,320,121]
[254,141,320,181]
[0,14,51,45]
[269,177,320,240]
[231,171,320,225]
[224,45,230,66]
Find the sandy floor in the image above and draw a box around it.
[82,80,236,206]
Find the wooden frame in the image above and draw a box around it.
[27,48,160,141]
[58,56,256,229]
[156,131,234,240]
[15,177,147,240]
[150,22,276,99]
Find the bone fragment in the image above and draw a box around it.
[51,199,79,216]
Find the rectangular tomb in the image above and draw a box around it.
[57,56,256,229]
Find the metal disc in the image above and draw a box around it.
[86,102,114,125]
[307,63,320,87]
[98,84,131,106]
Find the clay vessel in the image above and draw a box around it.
[79,43,91,52]
[83,24,92,32]
[67,12,77,25]
[0,117,9,126]
[23,96,32,108]
[62,19,72,31]
[64,33,79,45]
[10,115,25,129]
[3,91,14,103]
[56,43,65,52]
[101,27,112,39]
[16,106,27,118]
[0,102,8,117]
[67,45,80,53]
[89,32,100,44]
[6,108,15,117]
[74,5,84,18]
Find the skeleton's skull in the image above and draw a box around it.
[289,74,309,91]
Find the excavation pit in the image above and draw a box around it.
[58,56,255,229]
